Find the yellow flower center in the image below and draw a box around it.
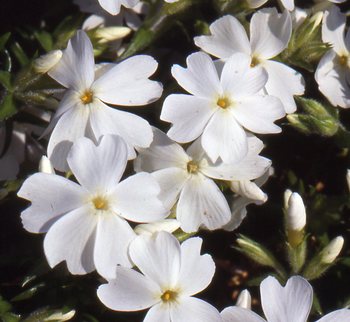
[80,90,94,105]
[187,160,199,174]
[217,97,230,109]
[161,290,178,303]
[250,56,260,67]
[338,55,349,67]
[92,196,108,211]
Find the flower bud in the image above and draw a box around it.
[321,236,344,264]
[236,289,251,309]
[39,156,55,174]
[95,27,131,44]
[134,219,180,236]
[44,309,75,321]
[230,180,267,202]
[33,50,62,74]
[284,189,292,209]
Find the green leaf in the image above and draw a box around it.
[0,71,12,90]
[1,312,21,322]
[0,296,12,314]
[0,93,16,120]
[10,42,29,67]
[0,33,11,51]
[11,283,45,302]
[34,31,53,52]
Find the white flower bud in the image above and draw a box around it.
[236,289,251,309]
[39,156,55,174]
[43,309,75,321]
[230,180,267,202]
[95,27,131,43]
[33,50,62,73]
[134,219,180,236]
[321,236,344,264]
[284,189,292,209]
[286,192,306,232]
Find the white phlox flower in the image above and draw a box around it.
[224,167,273,231]
[194,8,305,114]
[96,0,139,16]
[161,51,285,164]
[17,134,167,279]
[315,6,350,108]
[46,30,163,171]
[97,231,222,322]
[247,0,295,11]
[134,127,271,233]
[221,275,350,322]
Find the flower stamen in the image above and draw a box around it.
[217,97,230,109]
[338,55,349,67]
[161,290,178,303]
[187,160,199,174]
[80,90,94,105]
[250,56,260,67]
[92,196,108,211]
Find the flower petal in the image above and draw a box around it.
[94,215,136,279]
[89,99,153,159]
[97,266,160,311]
[177,237,215,297]
[224,196,251,232]
[194,15,251,59]
[250,9,292,60]
[221,306,266,322]
[201,108,248,164]
[161,94,215,143]
[134,127,189,173]
[171,52,221,99]
[48,30,94,91]
[263,60,305,114]
[44,205,98,275]
[260,276,313,322]
[47,105,90,172]
[144,303,171,322]
[316,309,350,322]
[232,96,285,134]
[93,55,162,106]
[129,232,181,289]
[112,172,168,223]
[18,173,87,233]
[170,297,221,322]
[177,174,231,232]
[67,135,127,193]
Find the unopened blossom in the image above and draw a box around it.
[33,50,62,74]
[161,51,284,164]
[47,30,162,171]
[194,8,305,114]
[224,167,273,231]
[18,135,167,279]
[315,6,350,108]
[286,192,306,232]
[221,275,350,322]
[320,236,344,264]
[98,231,222,322]
[135,128,271,233]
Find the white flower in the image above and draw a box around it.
[221,275,350,322]
[134,127,271,233]
[46,30,162,171]
[161,51,284,164]
[247,0,295,10]
[96,0,139,15]
[17,135,167,279]
[97,231,222,322]
[194,8,305,114]
[224,167,273,231]
[315,6,350,108]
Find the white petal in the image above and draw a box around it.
[97,267,160,311]
[44,205,98,274]
[316,309,350,322]
[231,180,267,202]
[201,108,248,164]
[260,276,313,322]
[280,0,294,11]
[134,219,181,236]
[224,196,251,232]
[94,215,136,279]
[144,303,171,322]
[129,232,181,288]
[134,127,189,173]
[48,105,90,172]
[177,174,231,232]
[315,50,350,108]
[221,54,267,98]
[250,9,292,60]
[246,0,268,8]
[97,0,123,15]
[232,96,285,134]
[161,94,215,143]
[194,15,251,59]
[48,30,94,91]
[263,60,305,114]
[112,172,168,222]
[221,306,266,322]
[152,168,188,210]
[89,99,153,158]
[171,52,221,99]
[67,135,127,193]
[18,173,87,233]
[92,55,162,106]
[177,237,216,296]
[170,297,221,322]
[322,6,348,55]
